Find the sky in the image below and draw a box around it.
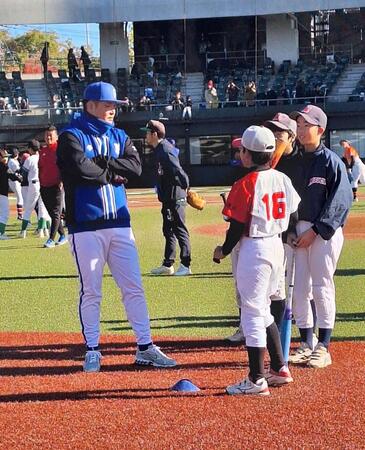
[3,23,100,55]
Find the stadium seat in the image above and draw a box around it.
[101,68,111,83]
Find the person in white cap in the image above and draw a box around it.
[213,125,300,396]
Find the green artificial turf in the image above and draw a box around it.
[1,187,364,340]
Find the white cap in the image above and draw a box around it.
[241,125,276,153]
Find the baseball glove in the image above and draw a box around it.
[187,189,206,211]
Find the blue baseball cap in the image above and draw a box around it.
[83,82,122,104]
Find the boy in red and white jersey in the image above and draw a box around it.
[213,125,300,396]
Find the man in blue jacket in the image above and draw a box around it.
[288,105,352,369]
[57,82,176,372]
[142,120,192,276]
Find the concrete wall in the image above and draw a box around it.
[1,0,364,24]
[265,15,299,67]
[100,23,129,72]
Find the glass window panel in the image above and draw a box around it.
[189,135,231,165]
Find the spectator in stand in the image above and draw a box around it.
[295,79,305,103]
[67,48,78,79]
[280,85,291,105]
[205,80,219,109]
[120,97,134,113]
[159,37,168,56]
[7,147,23,220]
[80,46,91,77]
[16,97,28,111]
[226,79,240,107]
[198,34,210,72]
[244,81,256,107]
[0,97,6,111]
[170,91,185,111]
[182,95,193,120]
[39,125,67,248]
[137,95,151,112]
[266,87,278,106]
[40,42,49,78]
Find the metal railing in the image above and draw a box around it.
[0,93,364,126]
[205,49,267,70]
[0,57,101,75]
[298,44,353,64]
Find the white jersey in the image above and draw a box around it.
[7,158,20,174]
[23,154,39,182]
[223,168,300,237]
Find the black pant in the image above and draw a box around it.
[40,185,65,240]
[161,200,191,267]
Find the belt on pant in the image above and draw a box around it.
[31,180,39,184]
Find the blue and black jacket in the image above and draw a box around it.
[154,139,189,203]
[292,143,353,240]
[57,112,141,233]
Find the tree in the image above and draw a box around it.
[12,30,70,64]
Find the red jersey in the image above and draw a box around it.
[223,169,300,237]
[38,142,61,187]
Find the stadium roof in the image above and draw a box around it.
[1,0,364,24]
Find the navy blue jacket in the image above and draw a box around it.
[154,139,189,203]
[293,143,352,240]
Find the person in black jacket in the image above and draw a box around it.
[142,120,192,276]
[67,48,78,79]
[40,42,49,78]
[80,46,91,77]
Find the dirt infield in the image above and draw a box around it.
[0,333,364,449]
[194,214,365,239]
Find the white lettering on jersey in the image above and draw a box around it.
[249,170,300,237]
[308,177,326,187]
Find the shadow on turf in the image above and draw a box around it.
[0,359,244,378]
[0,274,113,281]
[0,337,242,363]
[101,315,239,331]
[143,272,232,278]
[335,312,365,322]
[335,269,365,276]
[0,386,228,404]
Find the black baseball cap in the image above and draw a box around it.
[140,120,166,138]
[28,139,40,151]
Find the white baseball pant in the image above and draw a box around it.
[293,220,344,329]
[8,180,23,206]
[23,182,41,221]
[230,242,241,307]
[351,157,363,189]
[69,227,152,348]
[0,194,9,224]
[237,235,284,347]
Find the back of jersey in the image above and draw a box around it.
[223,169,300,238]
[249,169,300,237]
